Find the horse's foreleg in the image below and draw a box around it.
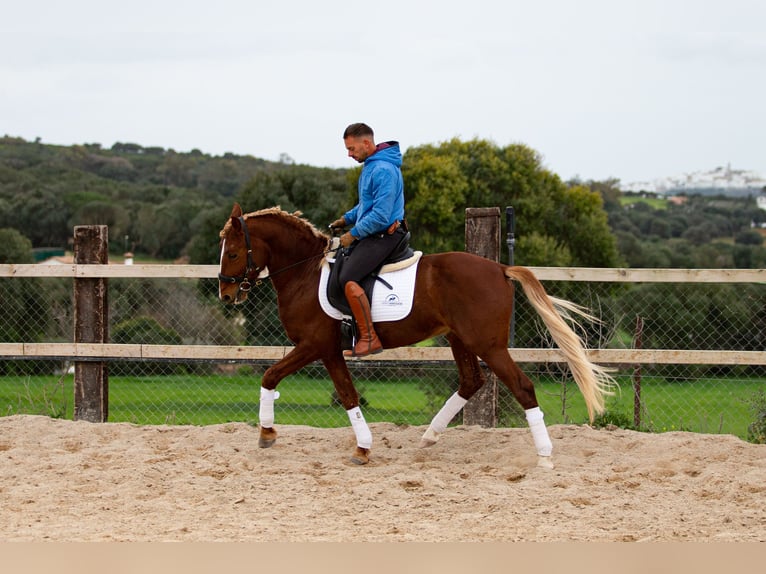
[257,346,321,449]
[322,354,372,465]
[347,406,372,465]
[258,387,279,447]
[420,335,481,448]
[419,393,468,447]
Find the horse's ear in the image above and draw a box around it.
[230,203,243,232]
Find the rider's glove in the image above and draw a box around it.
[329,217,346,230]
[340,232,356,248]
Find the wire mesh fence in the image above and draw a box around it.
[1,270,765,441]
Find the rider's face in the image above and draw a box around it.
[344,136,373,163]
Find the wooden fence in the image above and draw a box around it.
[1,221,765,424]
[4,254,764,367]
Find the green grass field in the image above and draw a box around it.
[619,195,669,210]
[1,373,763,440]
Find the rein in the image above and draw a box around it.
[218,215,338,294]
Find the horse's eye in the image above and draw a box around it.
[228,253,238,260]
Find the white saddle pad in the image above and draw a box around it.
[318,252,422,322]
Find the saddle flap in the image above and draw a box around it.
[318,253,422,322]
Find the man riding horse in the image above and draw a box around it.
[330,123,408,358]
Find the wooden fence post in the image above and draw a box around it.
[73,225,109,422]
[463,207,501,427]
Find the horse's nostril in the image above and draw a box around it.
[221,293,232,303]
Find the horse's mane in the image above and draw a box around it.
[220,206,330,248]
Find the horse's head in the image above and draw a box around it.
[217,203,270,304]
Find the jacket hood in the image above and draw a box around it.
[366,141,402,168]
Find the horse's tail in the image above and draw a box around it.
[504,266,615,422]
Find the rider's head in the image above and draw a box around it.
[343,123,376,164]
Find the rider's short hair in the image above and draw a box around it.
[343,123,374,140]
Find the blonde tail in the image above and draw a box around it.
[504,266,615,421]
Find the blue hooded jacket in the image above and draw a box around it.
[343,142,404,239]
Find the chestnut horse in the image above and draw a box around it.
[218,204,613,467]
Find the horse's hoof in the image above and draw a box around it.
[537,455,555,469]
[258,426,278,448]
[350,447,370,465]
[418,427,440,448]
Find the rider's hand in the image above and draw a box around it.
[329,217,346,230]
[340,232,356,248]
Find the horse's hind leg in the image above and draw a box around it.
[480,347,555,469]
[419,335,483,448]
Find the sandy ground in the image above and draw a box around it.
[1,414,764,542]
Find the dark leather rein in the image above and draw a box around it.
[218,215,338,295]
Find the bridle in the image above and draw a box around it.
[218,216,263,295]
[218,215,339,297]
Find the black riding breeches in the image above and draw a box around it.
[337,229,407,286]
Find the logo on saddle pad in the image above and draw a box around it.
[384,293,403,306]
[318,252,422,322]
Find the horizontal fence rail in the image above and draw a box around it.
[2,263,765,282]
[1,342,765,366]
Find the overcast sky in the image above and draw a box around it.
[3,0,764,184]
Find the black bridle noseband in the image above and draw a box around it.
[218,216,262,294]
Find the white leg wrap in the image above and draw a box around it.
[259,387,278,428]
[430,393,468,434]
[347,406,372,449]
[525,407,553,457]
[420,393,468,447]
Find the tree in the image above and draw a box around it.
[0,188,70,248]
[735,229,763,246]
[585,178,622,211]
[129,197,219,259]
[0,227,34,263]
[237,165,348,226]
[69,201,130,248]
[399,149,469,253]
[401,138,622,267]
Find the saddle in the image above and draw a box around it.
[326,230,415,316]
[323,230,418,351]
